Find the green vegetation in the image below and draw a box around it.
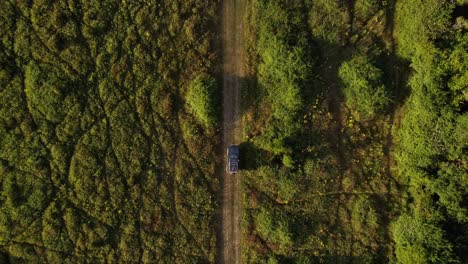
[243,0,467,263]
[187,76,219,128]
[394,0,453,59]
[0,0,219,262]
[309,0,349,45]
[392,1,468,263]
[339,54,389,119]
[351,195,380,232]
[247,1,312,163]
[0,0,466,263]
[392,214,458,264]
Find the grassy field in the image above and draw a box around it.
[0,0,220,262]
[241,0,467,263]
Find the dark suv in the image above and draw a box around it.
[226,145,240,174]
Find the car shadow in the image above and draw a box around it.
[238,141,270,171]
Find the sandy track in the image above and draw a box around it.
[219,0,244,263]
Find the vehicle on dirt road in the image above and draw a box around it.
[226,145,240,174]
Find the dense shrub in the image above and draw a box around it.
[355,0,380,19]
[186,76,218,128]
[396,32,468,220]
[339,54,389,119]
[394,1,468,263]
[395,0,452,58]
[253,1,311,156]
[309,0,349,45]
[391,214,458,264]
[258,38,306,123]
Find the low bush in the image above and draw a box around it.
[254,207,292,253]
[351,196,380,231]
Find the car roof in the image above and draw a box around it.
[228,145,239,154]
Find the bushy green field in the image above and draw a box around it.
[0,0,220,262]
[242,0,467,263]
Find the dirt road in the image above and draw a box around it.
[220,0,244,263]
